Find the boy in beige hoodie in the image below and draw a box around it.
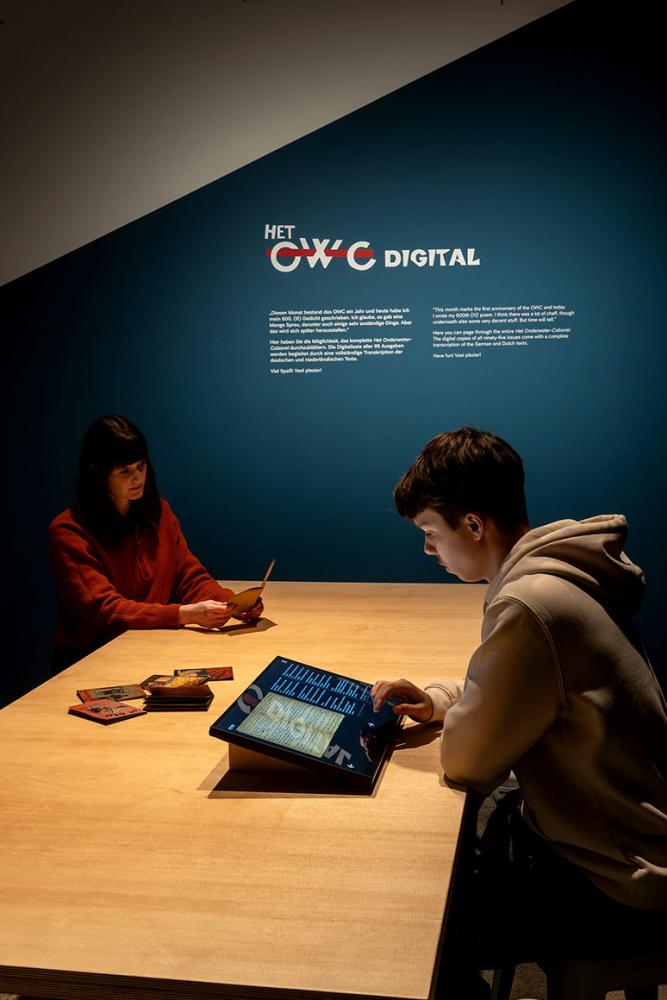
[372,427,667,992]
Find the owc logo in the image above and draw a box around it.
[265,224,374,272]
[264,224,481,272]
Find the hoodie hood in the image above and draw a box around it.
[485,515,645,617]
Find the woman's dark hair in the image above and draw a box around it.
[76,415,161,543]
[394,427,528,532]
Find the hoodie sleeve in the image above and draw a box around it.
[441,597,565,793]
[424,680,465,722]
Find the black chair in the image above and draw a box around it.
[452,789,667,1000]
[491,948,667,999]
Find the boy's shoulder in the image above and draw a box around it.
[486,573,596,635]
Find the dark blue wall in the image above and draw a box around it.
[2,1,665,704]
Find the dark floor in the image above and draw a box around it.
[0,965,667,1000]
[2,984,666,999]
[480,966,667,999]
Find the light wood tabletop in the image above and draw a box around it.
[0,581,485,1000]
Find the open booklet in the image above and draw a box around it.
[228,558,275,612]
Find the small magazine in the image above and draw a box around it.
[69,699,146,725]
[173,667,234,681]
[229,558,275,612]
[144,675,209,691]
[77,684,146,703]
[140,674,173,689]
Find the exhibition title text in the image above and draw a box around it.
[264,225,480,271]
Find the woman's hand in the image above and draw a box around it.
[370,678,434,722]
[234,598,264,622]
[178,600,234,628]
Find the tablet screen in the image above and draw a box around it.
[209,655,400,787]
[236,692,344,757]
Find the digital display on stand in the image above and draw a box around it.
[209,655,401,788]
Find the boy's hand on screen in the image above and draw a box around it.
[370,679,433,722]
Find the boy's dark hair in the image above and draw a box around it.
[76,414,162,544]
[394,427,528,532]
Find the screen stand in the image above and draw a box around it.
[228,743,312,776]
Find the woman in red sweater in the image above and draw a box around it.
[49,414,261,672]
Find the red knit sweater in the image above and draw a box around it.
[49,499,234,652]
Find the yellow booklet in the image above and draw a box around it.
[230,558,275,612]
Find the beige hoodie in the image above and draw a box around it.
[426,515,667,909]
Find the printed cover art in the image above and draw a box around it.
[69,699,146,724]
[140,674,172,689]
[144,675,209,691]
[77,684,146,702]
[173,667,234,681]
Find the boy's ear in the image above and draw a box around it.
[463,513,485,540]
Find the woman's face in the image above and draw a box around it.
[106,459,147,513]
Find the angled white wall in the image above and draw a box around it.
[0,0,572,285]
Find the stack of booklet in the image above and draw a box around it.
[67,667,234,723]
[143,674,214,711]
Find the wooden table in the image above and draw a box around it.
[0,582,485,1000]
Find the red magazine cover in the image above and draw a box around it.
[173,667,234,681]
[77,684,146,702]
[68,699,146,725]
